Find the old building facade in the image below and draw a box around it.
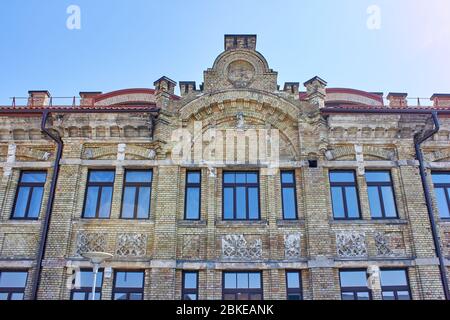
[0,35,450,300]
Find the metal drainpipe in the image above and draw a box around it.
[31,111,63,300]
[414,111,450,300]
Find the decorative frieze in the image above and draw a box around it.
[115,233,147,257]
[336,232,367,258]
[284,233,301,259]
[221,234,262,260]
[1,233,37,257]
[76,233,106,255]
[374,231,405,257]
[181,234,201,259]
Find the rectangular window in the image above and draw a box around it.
[286,271,302,300]
[222,272,262,300]
[121,170,152,219]
[432,172,450,219]
[223,172,260,220]
[185,171,201,220]
[113,271,145,300]
[0,271,28,300]
[339,270,371,300]
[366,171,398,219]
[12,171,47,219]
[182,271,198,300]
[330,171,361,219]
[82,170,115,219]
[281,171,298,220]
[71,270,103,300]
[380,269,411,300]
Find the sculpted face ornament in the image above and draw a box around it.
[227,60,255,88]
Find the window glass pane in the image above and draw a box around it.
[331,187,345,218]
[71,292,86,300]
[340,271,367,287]
[282,188,296,219]
[0,293,8,300]
[129,293,143,300]
[237,273,248,288]
[236,173,246,183]
[397,291,411,300]
[356,292,370,300]
[10,293,24,300]
[13,187,30,218]
[381,186,397,217]
[187,172,201,184]
[246,173,258,184]
[380,270,408,286]
[345,187,360,218]
[0,272,28,288]
[184,273,197,289]
[341,292,355,300]
[186,188,200,219]
[435,188,450,218]
[287,272,300,289]
[89,171,114,183]
[184,293,197,300]
[137,187,151,219]
[432,173,450,184]
[288,294,301,300]
[21,172,47,183]
[281,171,294,184]
[83,186,99,218]
[28,187,44,218]
[368,186,382,218]
[224,173,235,183]
[224,273,236,289]
[330,172,355,183]
[223,188,234,219]
[121,187,136,218]
[248,187,259,220]
[236,187,246,219]
[115,272,144,288]
[78,271,103,288]
[249,273,261,289]
[114,293,127,300]
[126,171,152,183]
[98,187,112,218]
[382,291,395,300]
[366,171,390,183]
[87,292,101,300]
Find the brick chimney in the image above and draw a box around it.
[179,81,197,97]
[304,76,327,109]
[28,90,51,107]
[283,82,300,100]
[430,94,450,108]
[387,92,408,108]
[154,76,176,95]
[224,34,257,51]
[79,92,102,106]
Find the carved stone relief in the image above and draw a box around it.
[115,233,147,257]
[336,232,367,258]
[76,233,106,255]
[284,233,301,259]
[221,234,262,260]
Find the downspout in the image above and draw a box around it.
[414,111,450,300]
[31,111,63,300]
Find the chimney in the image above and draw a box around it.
[430,94,450,108]
[304,76,327,109]
[179,81,197,97]
[154,76,176,95]
[28,91,51,107]
[79,91,102,106]
[387,92,408,108]
[224,34,257,51]
[283,82,300,95]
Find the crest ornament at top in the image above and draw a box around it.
[227,60,255,88]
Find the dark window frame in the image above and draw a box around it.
[11,171,47,220]
[0,269,28,300]
[329,170,362,220]
[120,169,153,220]
[431,171,450,219]
[184,171,202,220]
[112,270,145,300]
[182,271,199,300]
[380,268,411,300]
[70,268,103,300]
[222,271,263,300]
[82,169,115,219]
[366,170,399,219]
[339,269,372,300]
[280,170,298,220]
[285,270,303,300]
[222,171,261,221]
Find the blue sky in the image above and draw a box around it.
[1,0,449,105]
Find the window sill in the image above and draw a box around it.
[330,218,408,225]
[177,220,207,227]
[276,219,305,227]
[215,220,268,227]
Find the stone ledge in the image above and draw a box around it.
[215,220,269,227]
[177,220,207,227]
[330,218,408,225]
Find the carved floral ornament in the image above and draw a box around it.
[336,232,367,258]
[221,234,262,260]
[227,60,256,88]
